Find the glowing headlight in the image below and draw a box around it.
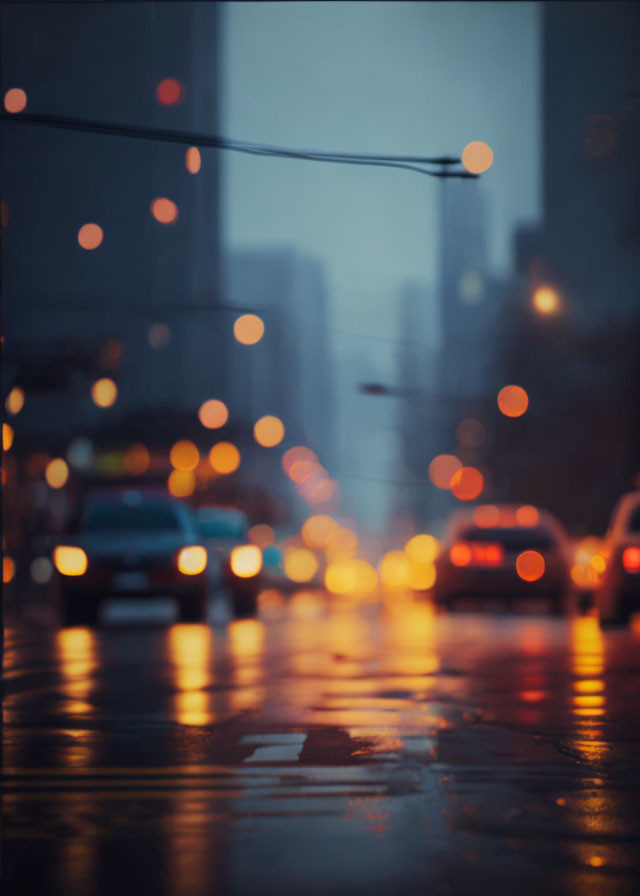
[177,545,208,575]
[230,545,262,578]
[53,546,88,576]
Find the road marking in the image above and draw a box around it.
[243,734,307,764]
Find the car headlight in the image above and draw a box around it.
[53,546,88,576]
[229,544,262,578]
[177,545,207,575]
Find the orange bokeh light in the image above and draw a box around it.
[151,198,178,224]
[282,446,318,474]
[248,524,275,548]
[167,470,195,497]
[91,378,117,408]
[429,454,462,490]
[473,504,500,527]
[533,286,560,315]
[124,443,150,476]
[170,440,199,472]
[450,466,484,501]
[77,223,103,250]
[497,385,529,418]
[516,550,545,582]
[233,314,264,345]
[3,556,16,583]
[209,441,240,474]
[253,415,285,447]
[155,78,184,105]
[450,542,473,567]
[185,146,201,173]
[516,505,540,527]
[461,141,494,174]
[302,514,337,549]
[4,88,27,114]
[198,399,228,429]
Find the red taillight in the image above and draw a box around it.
[450,541,504,567]
[622,546,640,573]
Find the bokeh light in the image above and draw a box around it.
[233,314,264,345]
[516,550,545,582]
[124,443,150,476]
[497,385,529,418]
[170,440,199,472]
[450,542,472,567]
[379,551,411,589]
[429,454,462,490]
[533,286,560,315]
[282,446,318,474]
[473,504,500,527]
[77,223,103,250]
[324,526,358,560]
[230,545,262,578]
[284,548,318,583]
[408,561,436,591]
[253,415,285,447]
[67,437,94,470]
[155,78,185,105]
[405,534,440,564]
[177,546,207,575]
[450,466,484,501]
[325,557,377,595]
[45,458,69,489]
[209,441,240,474]
[30,557,53,584]
[5,386,25,416]
[185,146,201,173]
[461,140,494,174]
[3,556,15,583]
[198,398,228,429]
[148,323,171,349]
[3,423,14,451]
[248,524,275,548]
[4,88,27,113]
[151,197,178,224]
[516,505,540,527]
[167,469,195,497]
[301,514,337,549]
[53,546,88,576]
[91,378,118,408]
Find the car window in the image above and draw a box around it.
[196,510,248,539]
[459,526,555,551]
[82,502,182,532]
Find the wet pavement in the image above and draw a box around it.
[3,591,640,895]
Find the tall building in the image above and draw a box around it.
[223,246,335,497]
[1,3,222,443]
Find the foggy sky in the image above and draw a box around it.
[222,2,541,527]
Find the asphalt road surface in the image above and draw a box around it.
[3,591,640,895]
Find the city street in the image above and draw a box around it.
[3,594,640,895]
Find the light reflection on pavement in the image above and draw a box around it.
[3,592,640,895]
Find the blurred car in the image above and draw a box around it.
[433,505,570,613]
[194,506,262,616]
[595,490,640,625]
[53,489,208,626]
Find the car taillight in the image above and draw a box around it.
[450,541,504,567]
[622,546,640,573]
[53,546,88,576]
[177,546,208,575]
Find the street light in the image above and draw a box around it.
[532,285,561,316]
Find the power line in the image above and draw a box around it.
[1,112,478,179]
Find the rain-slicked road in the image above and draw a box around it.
[3,592,640,895]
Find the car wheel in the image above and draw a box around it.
[60,592,98,627]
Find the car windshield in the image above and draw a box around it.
[197,510,248,539]
[82,502,182,532]
[459,526,555,551]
